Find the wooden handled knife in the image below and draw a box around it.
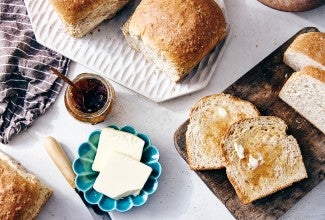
[44,136,111,220]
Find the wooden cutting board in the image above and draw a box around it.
[174,27,325,220]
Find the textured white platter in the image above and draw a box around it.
[25,0,229,102]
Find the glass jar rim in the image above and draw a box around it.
[65,73,115,119]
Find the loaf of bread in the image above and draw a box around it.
[186,94,260,170]
[279,66,325,134]
[122,0,227,82]
[284,32,325,71]
[0,150,53,220]
[222,116,307,204]
[257,0,324,12]
[50,0,130,37]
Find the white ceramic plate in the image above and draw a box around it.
[25,0,230,102]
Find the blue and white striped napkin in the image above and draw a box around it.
[0,0,70,144]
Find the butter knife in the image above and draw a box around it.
[44,136,111,220]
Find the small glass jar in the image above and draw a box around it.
[64,73,115,124]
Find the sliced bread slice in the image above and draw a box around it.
[222,116,307,204]
[186,93,260,170]
[279,66,325,134]
[283,32,325,71]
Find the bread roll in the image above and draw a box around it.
[279,66,325,134]
[0,150,53,220]
[186,94,260,170]
[258,0,323,12]
[222,116,307,204]
[50,0,130,37]
[122,0,227,82]
[284,32,325,71]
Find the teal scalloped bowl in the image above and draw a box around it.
[72,125,161,212]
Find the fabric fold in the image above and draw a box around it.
[0,0,70,144]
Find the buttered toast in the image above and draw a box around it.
[186,94,260,170]
[221,116,307,204]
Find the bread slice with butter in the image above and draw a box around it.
[186,94,260,170]
[222,116,307,204]
[93,151,152,200]
[92,128,145,172]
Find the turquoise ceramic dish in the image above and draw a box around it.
[72,125,161,212]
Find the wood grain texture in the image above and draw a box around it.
[174,27,325,220]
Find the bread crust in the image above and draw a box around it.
[299,66,325,83]
[51,0,130,37]
[284,32,325,66]
[258,0,323,12]
[50,0,107,25]
[126,0,227,80]
[189,94,259,116]
[0,151,53,220]
[186,93,260,170]
[279,66,325,133]
[222,116,307,204]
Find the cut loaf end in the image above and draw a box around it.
[122,21,184,82]
[279,66,325,134]
[283,31,325,71]
[51,0,130,38]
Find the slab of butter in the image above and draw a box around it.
[92,128,145,172]
[93,151,152,199]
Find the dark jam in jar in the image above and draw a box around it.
[71,78,108,113]
[65,73,115,124]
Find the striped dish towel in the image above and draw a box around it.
[0,0,70,144]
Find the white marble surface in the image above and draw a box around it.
[1,0,324,219]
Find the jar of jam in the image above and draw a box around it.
[64,73,115,124]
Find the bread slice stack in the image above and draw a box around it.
[221,116,307,204]
[280,31,325,134]
[185,94,308,204]
[186,94,260,170]
[0,150,53,219]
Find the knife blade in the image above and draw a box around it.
[44,136,111,220]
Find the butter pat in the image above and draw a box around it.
[248,154,264,170]
[234,142,245,159]
[216,106,228,118]
[93,151,152,200]
[92,128,145,172]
